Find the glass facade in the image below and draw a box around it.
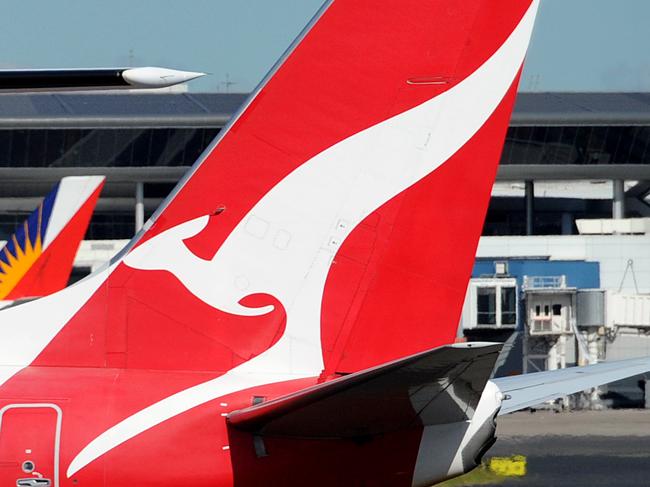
[1,123,648,240]
[501,125,650,165]
[0,211,138,241]
[501,286,517,325]
[476,287,497,326]
[85,212,141,240]
[482,199,613,236]
[1,125,649,168]
[0,213,29,241]
[0,128,220,167]
[0,128,221,240]
[483,124,650,236]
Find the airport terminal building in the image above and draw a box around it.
[1,91,650,406]
[2,92,650,238]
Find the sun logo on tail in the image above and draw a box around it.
[0,206,44,300]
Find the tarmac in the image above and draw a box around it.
[443,410,650,487]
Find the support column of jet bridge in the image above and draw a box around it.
[612,179,625,220]
[522,274,576,410]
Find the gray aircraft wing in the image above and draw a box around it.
[493,356,650,415]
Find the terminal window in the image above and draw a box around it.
[501,286,517,325]
[477,287,497,326]
[471,281,518,329]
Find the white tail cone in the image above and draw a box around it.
[411,381,503,487]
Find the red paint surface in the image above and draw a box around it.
[321,76,522,374]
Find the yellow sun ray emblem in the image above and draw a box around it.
[0,205,44,300]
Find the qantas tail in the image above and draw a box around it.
[0,176,104,302]
[118,0,538,375]
[0,0,538,373]
[0,1,537,376]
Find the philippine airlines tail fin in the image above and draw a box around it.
[493,357,650,415]
[0,176,104,301]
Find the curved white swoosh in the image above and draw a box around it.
[68,1,538,477]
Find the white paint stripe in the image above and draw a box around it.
[43,176,105,250]
[68,3,538,477]
[0,366,24,389]
[0,263,117,381]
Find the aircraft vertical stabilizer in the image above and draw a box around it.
[0,175,105,301]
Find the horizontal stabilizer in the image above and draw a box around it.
[228,343,501,439]
[493,357,650,415]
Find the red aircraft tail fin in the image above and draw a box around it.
[115,0,538,374]
[1,0,538,380]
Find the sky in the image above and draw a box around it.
[2,0,650,93]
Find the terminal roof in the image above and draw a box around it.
[0,93,247,128]
[1,92,650,128]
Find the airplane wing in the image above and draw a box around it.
[0,176,105,301]
[228,343,501,438]
[0,67,205,92]
[493,357,650,415]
